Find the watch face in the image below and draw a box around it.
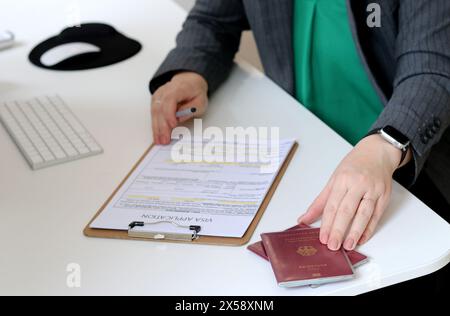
[383,126,409,145]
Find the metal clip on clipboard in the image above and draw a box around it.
[128,221,201,242]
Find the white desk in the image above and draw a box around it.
[0,0,449,296]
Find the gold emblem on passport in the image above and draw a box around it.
[296,246,317,256]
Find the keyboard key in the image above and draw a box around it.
[30,155,44,165]
[65,147,79,157]
[52,149,67,160]
[86,142,102,152]
[77,146,90,155]
[42,152,55,162]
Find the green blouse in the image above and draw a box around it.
[293,0,383,145]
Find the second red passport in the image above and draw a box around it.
[248,224,368,268]
[261,228,354,287]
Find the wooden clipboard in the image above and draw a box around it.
[84,142,298,246]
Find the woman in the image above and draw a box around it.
[149,0,450,254]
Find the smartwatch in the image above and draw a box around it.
[377,126,410,166]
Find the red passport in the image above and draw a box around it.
[261,228,355,287]
[248,224,368,268]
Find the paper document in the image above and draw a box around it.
[91,139,296,237]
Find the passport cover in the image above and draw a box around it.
[261,228,354,287]
[248,224,368,267]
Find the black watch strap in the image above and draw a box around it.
[399,147,408,167]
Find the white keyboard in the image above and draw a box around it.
[0,95,103,170]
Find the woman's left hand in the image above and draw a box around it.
[298,134,411,251]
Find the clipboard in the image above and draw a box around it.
[84,142,298,246]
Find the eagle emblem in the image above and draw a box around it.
[296,246,317,256]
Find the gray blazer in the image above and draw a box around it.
[150,0,450,203]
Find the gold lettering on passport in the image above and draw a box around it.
[298,264,328,269]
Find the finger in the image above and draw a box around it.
[319,183,347,245]
[328,189,365,251]
[153,90,180,144]
[157,112,172,145]
[151,96,163,144]
[359,193,390,245]
[151,111,160,144]
[343,196,376,250]
[299,180,333,225]
[161,93,181,129]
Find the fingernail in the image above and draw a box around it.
[320,232,329,244]
[344,238,355,250]
[328,239,340,251]
[297,215,304,223]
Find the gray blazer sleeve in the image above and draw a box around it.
[149,0,249,94]
[370,0,450,185]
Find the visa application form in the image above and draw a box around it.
[90,139,296,238]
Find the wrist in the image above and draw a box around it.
[367,134,413,173]
[366,126,413,170]
[364,134,403,173]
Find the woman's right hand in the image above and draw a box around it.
[151,72,209,145]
